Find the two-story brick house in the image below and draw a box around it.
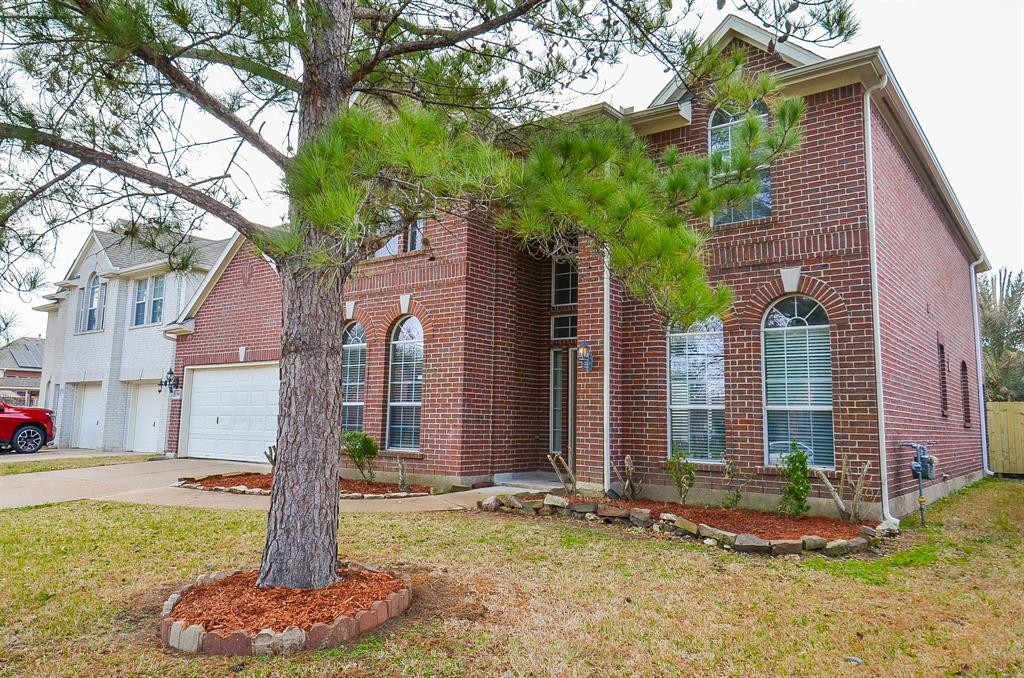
[35,230,228,451]
[162,15,989,519]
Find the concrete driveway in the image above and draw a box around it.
[0,457,501,512]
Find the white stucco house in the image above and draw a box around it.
[34,230,228,451]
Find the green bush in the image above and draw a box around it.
[778,441,811,517]
[666,447,696,505]
[343,432,379,483]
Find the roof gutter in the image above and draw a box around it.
[864,73,900,525]
[970,257,993,475]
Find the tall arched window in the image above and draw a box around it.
[76,273,106,332]
[668,315,725,461]
[341,322,367,432]
[387,316,424,450]
[709,101,771,226]
[763,295,834,467]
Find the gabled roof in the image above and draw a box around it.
[61,228,228,283]
[0,337,44,371]
[650,14,824,107]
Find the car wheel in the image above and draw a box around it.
[12,425,45,453]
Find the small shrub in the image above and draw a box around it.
[721,459,752,510]
[779,441,811,517]
[343,432,378,483]
[666,447,696,505]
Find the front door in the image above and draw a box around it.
[549,349,577,472]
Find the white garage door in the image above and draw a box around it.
[185,363,279,463]
[128,383,164,453]
[75,383,103,449]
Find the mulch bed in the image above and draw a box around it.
[194,472,430,495]
[170,569,405,635]
[598,498,864,540]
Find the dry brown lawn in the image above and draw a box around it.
[1,478,1022,677]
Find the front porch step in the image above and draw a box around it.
[493,471,564,493]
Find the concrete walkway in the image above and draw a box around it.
[0,447,157,464]
[0,457,504,512]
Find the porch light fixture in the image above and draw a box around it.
[157,367,179,395]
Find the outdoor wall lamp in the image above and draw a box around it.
[157,367,179,395]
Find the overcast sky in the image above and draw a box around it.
[5,0,1023,339]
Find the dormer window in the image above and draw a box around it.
[709,101,772,226]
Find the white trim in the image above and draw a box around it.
[549,349,564,453]
[602,251,612,491]
[970,258,992,475]
[171,232,243,326]
[176,359,278,458]
[385,316,424,452]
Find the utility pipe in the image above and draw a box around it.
[970,257,993,475]
[602,250,612,492]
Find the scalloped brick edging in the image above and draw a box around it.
[159,568,412,656]
[174,477,429,500]
[479,492,894,558]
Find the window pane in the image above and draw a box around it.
[553,259,578,306]
[551,315,578,339]
[388,316,423,450]
[405,219,424,252]
[149,276,164,323]
[388,405,421,449]
[550,351,563,453]
[133,279,147,326]
[669,328,724,407]
[374,233,400,258]
[671,409,725,461]
[342,404,364,433]
[766,410,834,467]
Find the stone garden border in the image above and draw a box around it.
[159,566,412,656]
[479,492,897,557]
[175,476,430,500]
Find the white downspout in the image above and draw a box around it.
[864,74,899,524]
[602,251,612,492]
[970,257,993,474]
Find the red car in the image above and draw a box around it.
[0,401,55,453]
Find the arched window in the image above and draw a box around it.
[763,295,834,468]
[77,273,106,332]
[960,361,972,427]
[709,101,771,225]
[341,322,367,432]
[387,316,424,450]
[668,315,725,461]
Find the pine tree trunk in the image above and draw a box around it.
[257,268,346,589]
[255,0,356,590]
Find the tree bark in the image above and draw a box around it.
[257,268,346,589]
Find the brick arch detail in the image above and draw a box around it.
[343,306,374,339]
[380,297,434,341]
[739,273,850,327]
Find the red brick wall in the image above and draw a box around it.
[3,369,40,379]
[612,63,881,505]
[872,108,984,502]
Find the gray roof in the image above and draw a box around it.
[0,337,44,370]
[93,230,227,270]
[0,375,41,390]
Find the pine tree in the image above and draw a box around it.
[0,0,855,589]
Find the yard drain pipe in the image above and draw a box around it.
[970,257,993,475]
[864,74,899,525]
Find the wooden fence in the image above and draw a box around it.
[987,401,1024,474]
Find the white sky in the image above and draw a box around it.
[5,0,1023,338]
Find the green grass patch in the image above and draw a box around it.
[801,539,941,585]
[0,454,162,476]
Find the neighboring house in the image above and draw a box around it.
[0,336,44,406]
[163,15,988,519]
[34,230,228,451]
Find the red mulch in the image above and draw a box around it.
[600,498,864,540]
[170,569,404,634]
[194,472,429,495]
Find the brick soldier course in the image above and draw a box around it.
[163,16,988,520]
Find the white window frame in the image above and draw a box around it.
[709,102,772,227]
[149,275,165,324]
[341,322,367,432]
[130,275,166,327]
[551,258,578,307]
[78,274,106,333]
[386,316,424,451]
[760,295,835,469]
[133,278,148,326]
[666,318,726,463]
[550,314,578,340]
[550,349,564,453]
[404,217,425,253]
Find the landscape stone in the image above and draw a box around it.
[162,592,181,617]
[538,506,554,516]
[480,495,499,511]
[876,520,900,538]
[674,517,700,535]
[160,617,173,645]
[584,512,599,521]
[659,513,678,523]
[596,504,630,518]
[702,538,718,547]
[329,617,358,645]
[219,631,252,656]
[305,623,331,650]
[698,524,737,546]
[543,494,569,508]
[556,508,573,517]
[847,536,869,553]
[733,533,771,554]
[770,539,804,555]
[177,624,205,653]
[629,508,654,528]
[252,629,277,656]
[278,626,306,655]
[801,535,827,550]
[499,494,524,509]
[522,499,544,510]
[859,525,877,539]
[356,609,377,634]
[823,540,850,557]
[169,620,185,648]
[570,502,597,513]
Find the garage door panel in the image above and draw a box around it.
[185,364,279,463]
